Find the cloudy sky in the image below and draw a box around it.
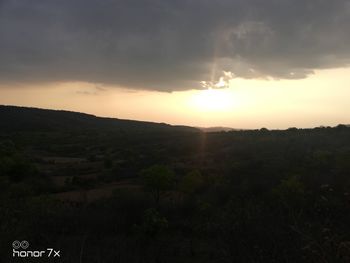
[0,0,349,128]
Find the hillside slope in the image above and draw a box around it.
[0,105,199,133]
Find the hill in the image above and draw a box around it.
[198,126,241,132]
[0,105,199,133]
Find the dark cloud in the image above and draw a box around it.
[0,0,349,91]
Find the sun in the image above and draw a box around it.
[190,88,234,112]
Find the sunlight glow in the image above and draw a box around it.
[1,68,349,129]
[190,88,235,112]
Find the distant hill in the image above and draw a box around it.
[198,126,241,132]
[0,105,199,133]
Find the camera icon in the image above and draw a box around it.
[12,240,29,249]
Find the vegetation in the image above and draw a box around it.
[0,106,350,262]
[141,165,175,206]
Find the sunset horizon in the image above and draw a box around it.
[1,66,350,130]
[1,102,349,131]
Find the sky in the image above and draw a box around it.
[0,0,349,129]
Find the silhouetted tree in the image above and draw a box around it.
[141,165,175,206]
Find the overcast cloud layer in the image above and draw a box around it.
[0,0,349,91]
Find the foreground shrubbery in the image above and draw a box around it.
[1,127,350,262]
